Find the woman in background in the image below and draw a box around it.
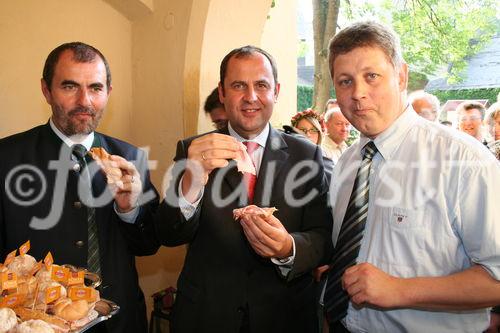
[291,108,333,159]
[485,102,500,160]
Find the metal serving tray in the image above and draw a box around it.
[77,298,120,332]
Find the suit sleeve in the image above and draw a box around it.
[153,139,203,246]
[116,147,161,256]
[287,145,333,281]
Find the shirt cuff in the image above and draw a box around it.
[114,204,140,224]
[271,236,296,276]
[178,175,204,220]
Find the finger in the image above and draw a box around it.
[344,264,361,276]
[191,134,241,152]
[201,148,240,161]
[240,220,273,256]
[350,289,368,306]
[243,216,277,246]
[111,159,139,177]
[200,158,230,172]
[249,215,283,242]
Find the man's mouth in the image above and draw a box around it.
[242,109,259,114]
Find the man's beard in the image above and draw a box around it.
[53,106,102,136]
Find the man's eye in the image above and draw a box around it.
[367,73,380,80]
[338,79,351,86]
[62,85,76,90]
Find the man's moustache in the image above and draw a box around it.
[69,108,96,116]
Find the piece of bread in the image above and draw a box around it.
[35,281,67,305]
[9,319,55,333]
[7,255,36,277]
[34,267,52,283]
[52,298,89,322]
[12,308,69,331]
[0,307,18,333]
[233,205,278,220]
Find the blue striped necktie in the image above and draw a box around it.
[324,141,378,324]
[72,144,101,275]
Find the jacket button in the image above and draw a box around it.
[74,201,82,209]
[75,240,85,248]
[237,306,245,313]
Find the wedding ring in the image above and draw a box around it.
[201,152,207,160]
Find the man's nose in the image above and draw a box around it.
[77,89,92,107]
[244,86,257,102]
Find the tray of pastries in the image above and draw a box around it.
[0,241,120,332]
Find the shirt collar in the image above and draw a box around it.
[358,105,418,161]
[49,118,94,151]
[228,122,269,149]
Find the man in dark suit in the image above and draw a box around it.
[154,45,332,332]
[0,42,159,332]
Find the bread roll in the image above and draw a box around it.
[52,298,89,322]
[34,267,52,283]
[10,319,54,333]
[0,307,17,333]
[7,255,36,277]
[35,281,67,304]
[12,308,69,332]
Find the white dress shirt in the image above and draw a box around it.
[323,136,348,164]
[49,118,138,223]
[329,108,500,333]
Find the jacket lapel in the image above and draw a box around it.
[254,127,288,207]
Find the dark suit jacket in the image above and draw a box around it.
[0,123,159,333]
[155,125,333,333]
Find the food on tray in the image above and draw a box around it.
[0,241,106,331]
[88,147,123,184]
[52,298,89,322]
[7,255,37,277]
[12,308,68,332]
[233,205,278,220]
[10,319,55,333]
[0,307,18,333]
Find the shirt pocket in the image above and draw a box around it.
[383,206,424,230]
[367,206,427,271]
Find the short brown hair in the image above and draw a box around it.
[204,88,223,114]
[219,45,278,90]
[328,21,403,76]
[456,101,486,120]
[43,42,111,91]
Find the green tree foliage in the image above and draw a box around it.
[341,0,499,84]
[297,85,314,111]
[431,88,500,104]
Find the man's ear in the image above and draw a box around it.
[41,79,52,104]
[107,84,113,96]
[274,82,281,103]
[398,62,409,91]
[218,82,225,103]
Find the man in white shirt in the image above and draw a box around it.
[154,45,332,333]
[322,21,500,333]
[323,107,351,164]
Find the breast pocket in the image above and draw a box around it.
[385,206,424,230]
[369,206,427,270]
